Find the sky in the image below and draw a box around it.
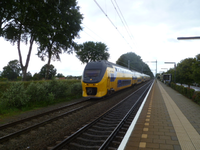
[1,0,200,77]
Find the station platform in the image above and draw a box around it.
[118,80,200,150]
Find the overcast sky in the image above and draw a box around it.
[1,0,200,76]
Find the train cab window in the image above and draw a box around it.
[84,70,101,78]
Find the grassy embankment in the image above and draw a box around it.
[0,80,82,121]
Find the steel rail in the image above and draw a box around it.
[50,81,152,150]
[0,102,93,143]
[0,98,90,130]
[99,81,152,150]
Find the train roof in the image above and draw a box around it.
[88,60,150,77]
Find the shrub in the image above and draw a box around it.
[0,82,30,108]
[187,88,195,99]
[26,82,48,103]
[70,82,82,95]
[47,80,70,98]
[192,91,200,104]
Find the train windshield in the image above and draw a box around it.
[84,70,101,78]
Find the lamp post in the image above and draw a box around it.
[177,36,200,40]
[164,62,176,83]
[146,60,157,78]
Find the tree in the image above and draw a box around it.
[192,54,200,85]
[36,0,83,80]
[39,64,57,80]
[32,73,42,80]
[1,0,83,81]
[57,73,65,78]
[1,59,21,80]
[26,71,32,81]
[116,52,153,77]
[75,41,110,64]
[176,58,195,87]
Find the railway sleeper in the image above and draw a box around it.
[86,131,110,136]
[82,132,108,138]
[77,137,105,143]
[69,142,99,149]
[92,125,115,130]
[111,140,121,145]
[71,138,103,148]
[88,129,112,134]
[103,118,122,122]
[96,122,117,127]
[99,120,119,124]
[115,135,124,140]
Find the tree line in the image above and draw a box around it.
[0,1,153,81]
[158,54,200,87]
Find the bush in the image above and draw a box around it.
[187,88,195,99]
[26,82,48,103]
[192,92,200,104]
[0,82,30,108]
[47,80,70,98]
[70,82,82,95]
[0,80,82,111]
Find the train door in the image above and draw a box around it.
[107,71,115,94]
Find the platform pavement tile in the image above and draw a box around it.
[140,138,153,143]
[173,145,182,150]
[128,137,141,142]
[165,139,179,145]
[132,130,144,135]
[153,139,166,144]
[171,136,178,141]
[159,135,171,140]
[158,129,170,133]
[164,132,177,136]
[146,142,159,149]
[159,144,174,150]
[125,140,140,147]
[146,134,159,139]
[148,127,159,132]
[153,131,165,135]
[130,133,143,138]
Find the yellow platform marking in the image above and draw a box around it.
[143,128,148,131]
[146,119,150,121]
[158,82,200,150]
[141,134,148,138]
[139,142,146,148]
[145,123,149,126]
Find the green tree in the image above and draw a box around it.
[26,71,32,81]
[39,64,57,80]
[57,73,65,78]
[32,73,42,80]
[192,54,200,85]
[176,58,195,87]
[1,60,21,80]
[75,41,110,64]
[116,52,153,77]
[36,0,83,80]
[1,0,82,81]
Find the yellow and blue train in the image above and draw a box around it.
[82,60,150,98]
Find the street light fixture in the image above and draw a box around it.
[177,36,200,40]
[164,62,176,83]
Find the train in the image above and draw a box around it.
[81,60,151,98]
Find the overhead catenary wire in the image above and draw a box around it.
[82,23,106,43]
[113,0,134,40]
[93,0,132,49]
[110,0,133,41]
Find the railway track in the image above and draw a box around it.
[0,98,94,144]
[49,81,153,150]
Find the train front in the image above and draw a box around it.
[81,61,108,98]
